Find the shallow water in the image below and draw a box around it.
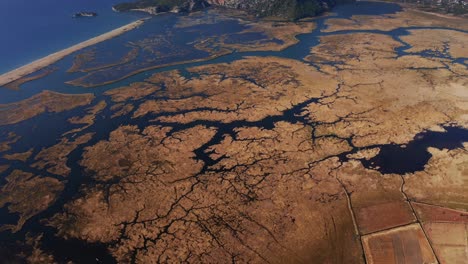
[362,126,468,174]
[0,1,466,104]
[0,0,143,74]
[0,1,467,262]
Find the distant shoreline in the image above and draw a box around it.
[0,18,147,87]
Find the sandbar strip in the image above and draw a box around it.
[0,18,147,87]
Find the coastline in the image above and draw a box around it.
[0,18,147,87]
[65,25,312,88]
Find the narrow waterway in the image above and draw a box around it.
[0,1,467,263]
[1,2,466,104]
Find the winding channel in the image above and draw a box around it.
[0,1,467,262]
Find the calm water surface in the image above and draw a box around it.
[0,2,467,262]
[0,0,143,74]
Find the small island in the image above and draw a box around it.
[73,12,98,18]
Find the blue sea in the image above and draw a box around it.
[0,0,144,74]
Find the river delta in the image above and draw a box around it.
[0,1,467,263]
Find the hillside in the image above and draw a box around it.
[113,0,355,20]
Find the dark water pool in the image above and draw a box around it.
[0,1,466,263]
[362,126,468,174]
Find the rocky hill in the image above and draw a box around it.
[113,0,210,14]
[113,0,355,20]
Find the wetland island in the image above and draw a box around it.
[0,0,467,263]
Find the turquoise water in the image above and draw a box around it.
[0,0,144,74]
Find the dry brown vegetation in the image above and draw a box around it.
[0,91,94,126]
[0,8,467,264]
[324,9,468,32]
[0,170,63,233]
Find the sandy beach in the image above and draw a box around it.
[0,19,146,87]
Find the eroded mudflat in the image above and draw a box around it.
[198,21,315,52]
[176,9,316,52]
[305,32,468,147]
[324,9,468,32]
[65,12,315,89]
[132,57,338,123]
[50,124,362,263]
[401,29,468,59]
[405,144,468,210]
[0,170,63,233]
[0,91,94,126]
[1,4,468,263]
[47,48,467,262]
[33,133,95,177]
